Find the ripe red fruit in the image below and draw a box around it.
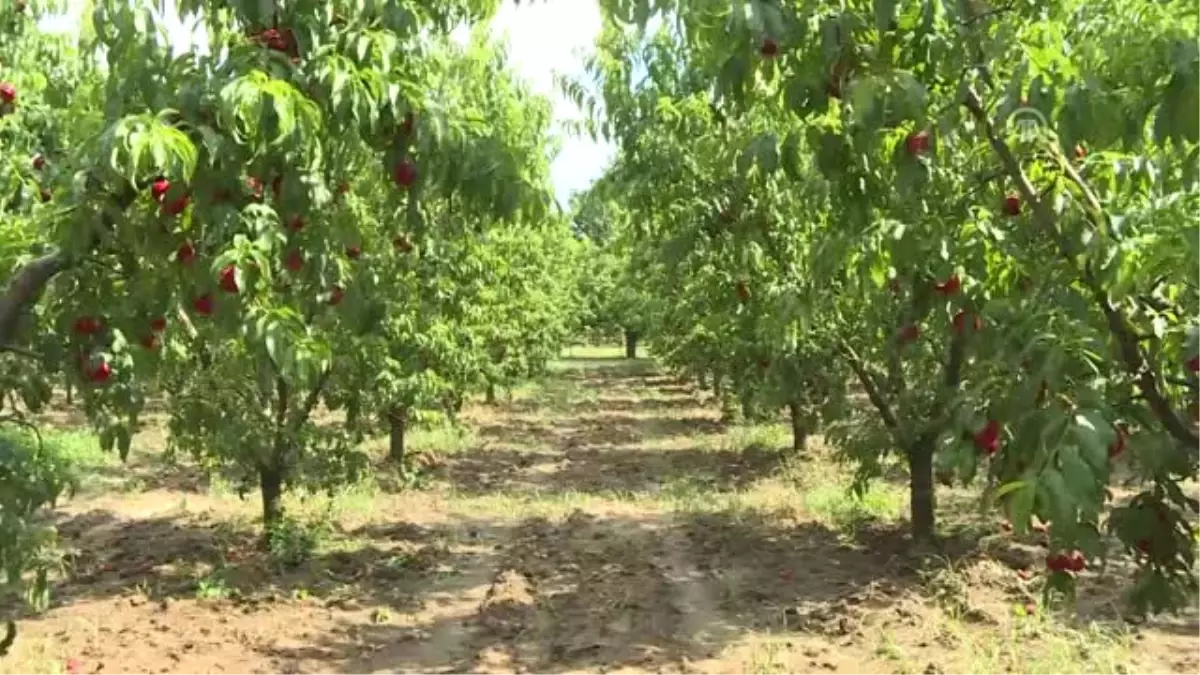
[258,27,291,52]
[283,250,304,272]
[934,274,960,296]
[1066,551,1086,572]
[952,310,983,334]
[345,245,362,259]
[150,317,168,333]
[735,281,751,302]
[393,236,413,253]
[140,334,160,350]
[32,154,45,170]
[286,215,305,232]
[759,38,779,57]
[973,420,1001,455]
[898,324,920,345]
[1002,194,1021,216]
[89,360,113,383]
[904,130,931,156]
[0,82,16,104]
[72,316,103,335]
[218,265,239,293]
[1045,553,1066,572]
[1108,425,1128,458]
[150,177,171,203]
[328,286,345,306]
[192,293,215,316]
[392,160,417,188]
[161,195,190,216]
[1073,144,1087,160]
[177,241,197,266]
[1187,356,1199,373]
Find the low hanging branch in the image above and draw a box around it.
[961,85,1199,448]
[0,182,141,349]
[0,252,67,347]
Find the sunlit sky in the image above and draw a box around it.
[40,1,615,208]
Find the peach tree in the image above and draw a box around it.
[593,0,1199,613]
[0,4,113,652]
[0,0,569,537]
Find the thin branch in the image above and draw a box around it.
[839,341,899,431]
[0,344,43,360]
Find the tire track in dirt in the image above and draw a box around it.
[340,529,507,675]
[652,519,740,674]
[446,364,747,673]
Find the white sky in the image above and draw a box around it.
[40,0,614,208]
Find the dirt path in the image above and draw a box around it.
[2,354,1197,674]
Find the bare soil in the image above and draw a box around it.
[2,355,1197,674]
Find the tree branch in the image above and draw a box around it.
[961,85,1199,448]
[839,341,899,431]
[0,252,67,347]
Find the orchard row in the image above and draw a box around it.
[0,0,595,653]
[571,0,1199,615]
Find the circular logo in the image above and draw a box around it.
[1008,106,1049,142]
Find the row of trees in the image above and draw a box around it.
[569,0,1199,614]
[0,0,588,649]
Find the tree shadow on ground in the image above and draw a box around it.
[258,507,986,674]
[15,508,502,621]
[78,451,215,496]
[432,441,782,497]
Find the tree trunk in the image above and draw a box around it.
[64,379,72,405]
[712,374,722,398]
[485,382,496,405]
[623,328,639,359]
[388,406,408,464]
[259,462,285,533]
[787,400,807,454]
[698,371,708,390]
[907,434,936,543]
